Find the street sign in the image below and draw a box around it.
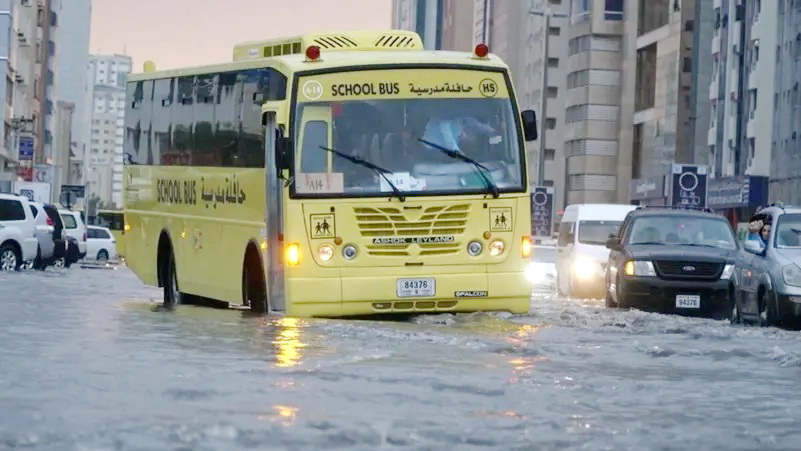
[531,186,554,238]
[669,164,708,209]
[18,137,34,161]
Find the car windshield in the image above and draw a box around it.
[531,246,557,262]
[775,214,801,248]
[578,220,622,245]
[626,215,737,249]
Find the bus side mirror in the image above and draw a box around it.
[521,109,538,142]
[275,131,290,170]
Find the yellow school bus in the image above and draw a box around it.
[123,29,538,316]
[95,209,126,258]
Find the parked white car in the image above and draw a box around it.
[0,193,39,271]
[86,226,117,262]
[59,209,87,258]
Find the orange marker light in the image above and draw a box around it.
[286,243,300,266]
[522,236,532,258]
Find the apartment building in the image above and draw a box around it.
[86,54,131,208]
[564,0,628,204]
[768,0,801,204]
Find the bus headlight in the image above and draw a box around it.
[342,244,358,260]
[318,244,334,261]
[467,241,483,256]
[286,243,300,266]
[489,240,505,256]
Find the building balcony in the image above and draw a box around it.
[711,35,721,56]
[746,113,756,138]
[748,68,758,90]
[708,124,717,146]
[709,77,719,99]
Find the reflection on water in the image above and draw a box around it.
[273,317,305,368]
[259,404,299,427]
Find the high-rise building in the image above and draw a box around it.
[0,0,19,191]
[53,0,90,192]
[481,0,568,212]
[87,54,131,208]
[391,0,475,51]
[768,0,801,203]
[703,0,799,222]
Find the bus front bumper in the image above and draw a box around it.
[286,271,530,317]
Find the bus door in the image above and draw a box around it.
[264,111,285,312]
[296,106,333,174]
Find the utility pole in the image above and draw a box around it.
[528,5,567,186]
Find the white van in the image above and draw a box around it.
[556,203,636,298]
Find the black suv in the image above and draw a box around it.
[604,207,739,319]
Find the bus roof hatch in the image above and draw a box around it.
[232,29,424,61]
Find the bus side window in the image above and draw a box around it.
[172,76,195,164]
[151,78,173,165]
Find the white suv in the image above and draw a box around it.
[59,209,87,258]
[0,193,38,271]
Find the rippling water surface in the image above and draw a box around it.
[1,267,800,450]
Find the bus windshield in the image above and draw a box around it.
[292,69,525,198]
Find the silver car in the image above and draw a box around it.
[734,204,801,328]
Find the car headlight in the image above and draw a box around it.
[572,257,599,280]
[720,264,735,280]
[623,260,656,277]
[782,263,801,287]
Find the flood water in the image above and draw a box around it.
[1,266,800,450]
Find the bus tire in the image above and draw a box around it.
[163,250,184,307]
[243,244,268,313]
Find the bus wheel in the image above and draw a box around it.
[163,251,183,307]
[243,247,267,313]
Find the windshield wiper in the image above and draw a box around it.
[417,138,500,198]
[630,241,665,246]
[319,146,405,202]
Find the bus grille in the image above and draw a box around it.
[355,204,470,257]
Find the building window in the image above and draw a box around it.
[604,0,624,20]
[548,57,559,68]
[547,86,559,98]
[638,0,669,35]
[546,118,557,129]
[544,148,556,160]
[549,26,561,36]
[570,0,591,24]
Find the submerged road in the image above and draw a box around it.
[1,266,800,449]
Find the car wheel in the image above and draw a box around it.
[730,297,741,325]
[605,277,618,308]
[0,244,20,271]
[97,250,109,261]
[758,290,777,327]
[53,258,65,269]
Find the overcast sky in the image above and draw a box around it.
[90,0,392,71]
